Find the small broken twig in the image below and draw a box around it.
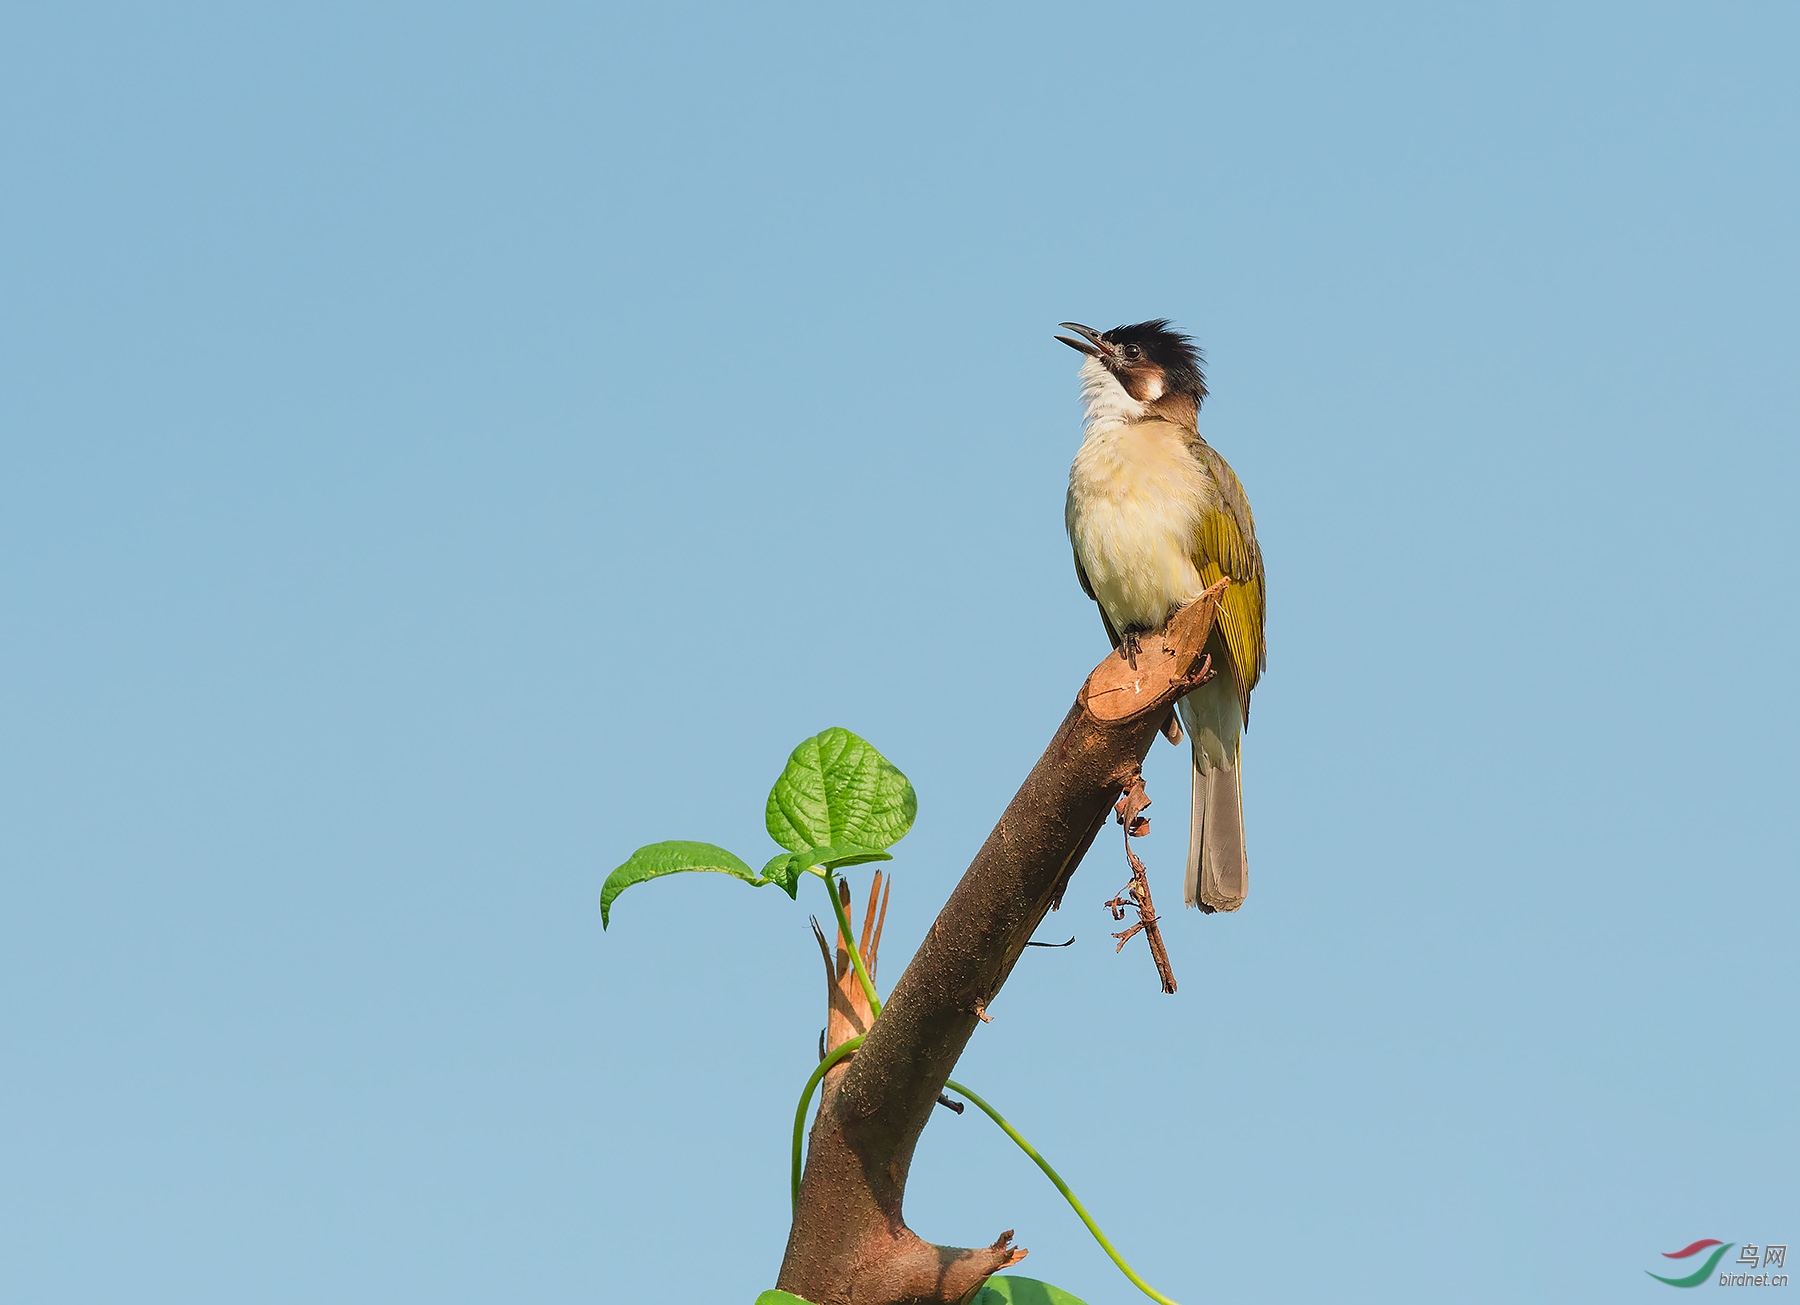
[1103,769,1177,994]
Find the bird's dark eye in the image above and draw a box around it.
[1122,343,1141,360]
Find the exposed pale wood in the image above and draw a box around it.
[1079,577,1228,723]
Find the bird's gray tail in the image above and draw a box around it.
[1186,758,1246,912]
[1175,665,1248,912]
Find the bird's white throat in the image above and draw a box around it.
[1077,355,1150,430]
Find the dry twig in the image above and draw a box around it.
[1103,769,1177,994]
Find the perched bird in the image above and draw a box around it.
[1058,319,1266,912]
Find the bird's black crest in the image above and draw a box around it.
[1104,319,1207,404]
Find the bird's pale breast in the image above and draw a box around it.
[1066,418,1219,635]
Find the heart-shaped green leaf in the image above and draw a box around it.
[753,1292,816,1305]
[765,728,917,856]
[971,1276,1090,1305]
[601,840,761,928]
[760,844,893,897]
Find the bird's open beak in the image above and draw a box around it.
[1055,322,1110,358]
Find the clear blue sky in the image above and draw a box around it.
[3,5,1795,1303]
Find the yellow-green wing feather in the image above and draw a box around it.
[1190,441,1266,721]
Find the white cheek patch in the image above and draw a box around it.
[1139,372,1165,402]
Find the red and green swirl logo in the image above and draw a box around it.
[1647,1239,1733,1288]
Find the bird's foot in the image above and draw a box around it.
[1119,629,1142,670]
[1176,652,1215,693]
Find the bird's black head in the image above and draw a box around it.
[1055,319,1208,415]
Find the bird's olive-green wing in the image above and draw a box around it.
[1072,547,1123,649]
[1189,440,1266,722]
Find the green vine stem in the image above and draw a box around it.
[942,1077,1182,1305]
[790,1034,863,1209]
[811,867,881,1017]
[785,894,1182,1305]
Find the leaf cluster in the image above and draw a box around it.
[601,727,917,928]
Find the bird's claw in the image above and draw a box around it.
[1178,652,1215,692]
[1119,630,1142,670]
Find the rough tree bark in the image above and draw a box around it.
[776,580,1228,1305]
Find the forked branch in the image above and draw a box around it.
[776,581,1227,1305]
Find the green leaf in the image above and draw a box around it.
[760,844,893,898]
[600,840,761,929]
[753,1292,816,1305]
[765,728,918,856]
[971,1276,1090,1305]
[759,851,805,898]
[802,843,894,873]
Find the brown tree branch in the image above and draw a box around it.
[776,580,1227,1305]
